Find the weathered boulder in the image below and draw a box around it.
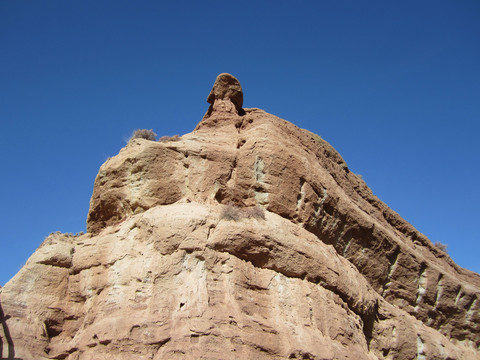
[204,72,244,118]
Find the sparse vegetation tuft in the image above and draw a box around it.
[220,204,242,221]
[130,129,157,142]
[159,135,181,142]
[243,206,266,220]
[220,204,266,221]
[434,242,448,252]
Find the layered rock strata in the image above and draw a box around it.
[1,74,479,359]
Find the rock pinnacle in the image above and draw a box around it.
[204,73,244,118]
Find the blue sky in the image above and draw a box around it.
[1,1,479,285]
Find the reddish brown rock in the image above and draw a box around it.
[1,74,479,359]
[204,72,244,118]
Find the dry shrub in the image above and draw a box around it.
[220,204,242,221]
[434,242,448,252]
[130,129,157,141]
[159,134,181,142]
[243,206,266,220]
[220,205,266,221]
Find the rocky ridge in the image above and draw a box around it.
[1,73,479,359]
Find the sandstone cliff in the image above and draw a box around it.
[1,74,479,359]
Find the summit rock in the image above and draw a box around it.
[206,73,243,115]
[1,74,479,359]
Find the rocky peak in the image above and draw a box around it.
[1,74,479,359]
[197,72,245,130]
[206,73,244,116]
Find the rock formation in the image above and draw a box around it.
[1,74,479,359]
[203,73,244,119]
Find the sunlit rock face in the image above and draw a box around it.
[1,74,479,360]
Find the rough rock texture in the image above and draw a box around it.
[1,74,479,359]
[204,73,244,118]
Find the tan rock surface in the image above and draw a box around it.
[1,74,479,359]
[3,204,478,359]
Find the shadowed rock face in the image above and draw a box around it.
[1,74,479,359]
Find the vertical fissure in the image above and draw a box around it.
[414,264,428,312]
[433,274,444,310]
[381,249,400,297]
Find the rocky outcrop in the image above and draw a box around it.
[3,205,479,359]
[1,74,479,359]
[204,72,244,118]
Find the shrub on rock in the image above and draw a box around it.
[130,129,157,142]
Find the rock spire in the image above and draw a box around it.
[204,73,244,118]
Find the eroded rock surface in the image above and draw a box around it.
[205,73,243,117]
[1,74,479,359]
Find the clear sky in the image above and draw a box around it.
[1,1,479,286]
